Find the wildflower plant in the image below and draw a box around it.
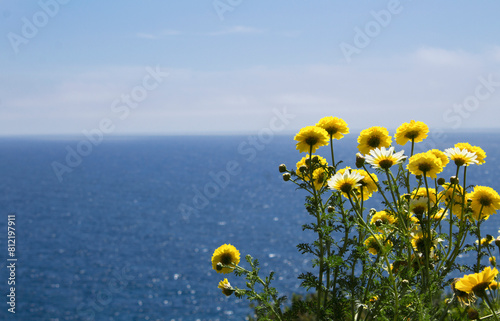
[209,117,500,320]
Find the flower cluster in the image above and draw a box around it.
[210,116,500,320]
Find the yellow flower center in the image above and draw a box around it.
[324,127,338,135]
[418,163,432,173]
[339,183,354,194]
[479,196,492,207]
[367,136,380,148]
[379,159,394,169]
[415,238,425,252]
[404,130,420,140]
[368,240,381,252]
[472,282,490,297]
[305,137,318,146]
[220,253,233,265]
[412,206,426,216]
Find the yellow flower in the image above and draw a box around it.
[409,198,429,216]
[490,280,499,290]
[455,142,486,165]
[394,120,429,146]
[334,167,377,200]
[428,149,449,168]
[315,116,349,140]
[370,210,396,226]
[444,147,478,167]
[295,155,328,180]
[411,231,442,254]
[410,231,426,252]
[364,234,392,255]
[353,169,378,200]
[411,187,438,205]
[357,126,392,155]
[439,183,467,218]
[407,151,444,179]
[455,266,499,297]
[327,168,364,195]
[476,237,493,246]
[430,208,448,221]
[212,244,240,274]
[467,186,500,221]
[451,278,476,307]
[294,126,329,153]
[364,147,407,170]
[218,278,234,296]
[312,167,330,190]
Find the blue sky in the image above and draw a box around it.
[1,0,500,136]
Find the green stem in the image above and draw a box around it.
[385,169,398,208]
[483,294,500,321]
[405,138,415,195]
[422,172,431,291]
[332,195,349,298]
[324,134,335,307]
[309,144,324,312]
[233,265,284,320]
[437,165,461,274]
[347,194,399,320]
[476,204,485,273]
[330,134,336,172]
[361,164,397,214]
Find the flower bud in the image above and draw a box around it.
[299,165,307,173]
[450,176,459,184]
[486,234,494,242]
[495,237,500,248]
[437,178,446,185]
[355,153,365,168]
[327,206,334,213]
[283,173,291,181]
[305,159,311,167]
[375,219,383,227]
[216,263,223,271]
[312,155,319,163]
[221,287,235,296]
[415,175,422,180]
[490,256,496,266]
[278,164,287,173]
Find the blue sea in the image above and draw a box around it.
[0,132,500,320]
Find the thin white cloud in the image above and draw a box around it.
[413,47,477,66]
[135,32,158,40]
[135,29,182,39]
[205,26,265,36]
[134,26,263,39]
